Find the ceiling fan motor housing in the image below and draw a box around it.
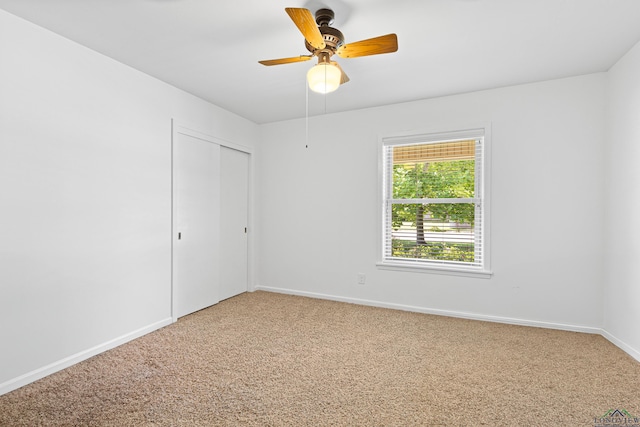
[305,8,345,55]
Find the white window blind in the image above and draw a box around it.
[381,128,488,274]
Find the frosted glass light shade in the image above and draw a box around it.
[307,62,341,94]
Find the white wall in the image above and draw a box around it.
[604,40,640,360]
[2,4,636,396]
[0,9,258,393]
[256,74,607,332]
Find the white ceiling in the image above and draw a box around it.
[2,0,640,124]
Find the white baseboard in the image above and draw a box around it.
[601,330,640,363]
[254,286,602,334]
[0,317,173,396]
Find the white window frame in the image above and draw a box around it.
[377,123,492,278]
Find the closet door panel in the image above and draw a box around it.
[219,146,249,301]
[174,132,220,318]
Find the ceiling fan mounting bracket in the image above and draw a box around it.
[315,8,335,26]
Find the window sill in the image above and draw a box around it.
[376,261,492,279]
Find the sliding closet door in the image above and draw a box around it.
[173,132,220,318]
[219,146,249,301]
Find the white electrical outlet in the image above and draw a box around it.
[357,273,366,285]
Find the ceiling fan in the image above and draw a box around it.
[259,7,398,94]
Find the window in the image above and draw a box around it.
[379,126,490,276]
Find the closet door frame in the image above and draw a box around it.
[171,120,254,322]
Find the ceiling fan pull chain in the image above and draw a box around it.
[305,77,309,149]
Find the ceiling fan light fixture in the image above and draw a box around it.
[307,62,341,94]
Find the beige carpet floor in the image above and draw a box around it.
[1,291,639,426]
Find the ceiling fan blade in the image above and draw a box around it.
[337,34,398,58]
[332,62,350,85]
[285,8,326,50]
[259,55,313,66]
